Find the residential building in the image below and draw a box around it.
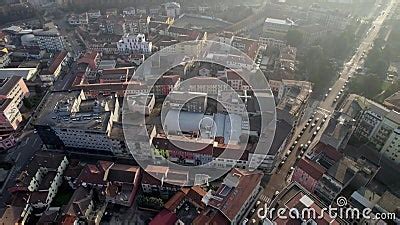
[178,77,229,95]
[381,127,400,163]
[349,185,400,224]
[275,79,312,125]
[68,13,89,25]
[0,50,10,68]
[307,6,350,31]
[315,157,379,204]
[61,186,95,223]
[0,76,30,132]
[194,169,263,224]
[0,68,37,81]
[163,91,207,113]
[150,186,207,225]
[117,33,152,54]
[3,23,65,52]
[39,51,70,83]
[33,90,127,155]
[127,93,155,115]
[103,162,141,207]
[372,110,400,150]
[12,152,68,210]
[141,165,189,196]
[87,9,101,19]
[0,205,32,225]
[354,96,390,140]
[148,75,180,96]
[122,7,136,16]
[320,111,356,150]
[165,2,181,18]
[263,18,296,38]
[291,158,326,193]
[267,182,346,224]
[383,91,400,112]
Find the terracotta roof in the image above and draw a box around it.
[165,186,207,211]
[154,75,180,85]
[296,158,326,180]
[48,51,68,74]
[149,209,178,225]
[313,142,343,162]
[77,164,106,186]
[208,169,263,222]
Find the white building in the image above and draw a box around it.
[68,13,89,25]
[87,10,101,19]
[117,33,152,54]
[123,7,136,16]
[263,17,296,37]
[165,2,181,18]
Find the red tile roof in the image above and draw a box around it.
[48,51,68,74]
[149,209,178,225]
[208,169,263,222]
[296,158,326,180]
[313,142,343,161]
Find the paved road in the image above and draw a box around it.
[246,0,397,223]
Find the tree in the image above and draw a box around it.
[348,74,382,99]
[299,45,336,94]
[286,29,304,47]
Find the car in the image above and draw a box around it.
[302,127,307,131]
[290,145,295,150]
[307,141,311,145]
[289,167,294,172]
[296,135,301,141]
[282,156,288,161]
[313,131,318,136]
[256,201,261,206]
[304,144,309,149]
[333,99,337,103]
[308,118,313,122]
[316,126,321,131]
[311,123,316,127]
[300,144,304,149]
[305,123,310,128]
[322,118,326,123]
[315,117,320,122]
[328,88,332,91]
[336,95,340,99]
[324,115,328,119]
[325,93,329,98]
[285,152,290,157]
[300,130,304,135]
[294,141,298,145]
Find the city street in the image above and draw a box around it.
[247,0,397,223]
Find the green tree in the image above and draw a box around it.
[286,29,304,47]
[348,74,382,99]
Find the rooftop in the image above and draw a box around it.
[34,91,114,132]
[206,168,263,222]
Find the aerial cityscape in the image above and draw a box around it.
[0,0,399,224]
